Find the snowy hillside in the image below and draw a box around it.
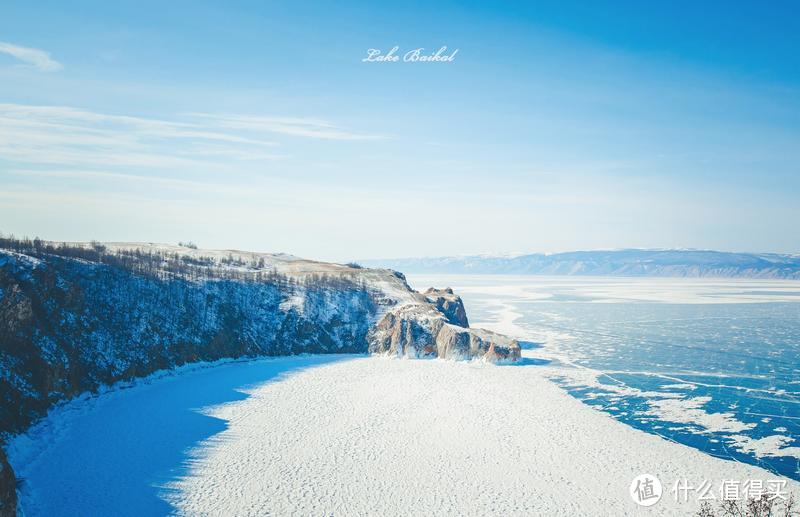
[0,239,518,515]
[360,249,800,279]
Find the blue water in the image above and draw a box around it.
[409,275,800,480]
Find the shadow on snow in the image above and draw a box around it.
[16,354,356,517]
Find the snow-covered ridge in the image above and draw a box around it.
[83,241,421,303]
[360,249,800,279]
[0,241,518,514]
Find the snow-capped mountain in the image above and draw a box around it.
[360,249,800,279]
[0,239,518,514]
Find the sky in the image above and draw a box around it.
[1,0,799,262]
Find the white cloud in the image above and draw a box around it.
[0,103,286,170]
[189,113,386,141]
[0,41,63,71]
[0,103,382,175]
[4,169,255,195]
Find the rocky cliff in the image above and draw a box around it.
[0,240,518,513]
[423,287,469,327]
[368,297,518,361]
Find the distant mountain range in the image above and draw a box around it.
[360,249,800,279]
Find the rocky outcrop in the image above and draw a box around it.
[423,287,469,327]
[367,300,520,362]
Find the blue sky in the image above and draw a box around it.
[1,1,798,261]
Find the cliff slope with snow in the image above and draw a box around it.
[0,240,518,514]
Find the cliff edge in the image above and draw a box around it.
[0,239,518,513]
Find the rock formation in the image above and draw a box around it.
[423,287,469,327]
[368,293,519,361]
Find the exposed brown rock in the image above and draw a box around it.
[367,302,520,362]
[423,287,469,327]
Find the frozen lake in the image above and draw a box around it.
[10,352,796,516]
[407,275,800,480]
[8,275,800,515]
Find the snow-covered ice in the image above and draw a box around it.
[9,352,798,516]
[406,274,800,478]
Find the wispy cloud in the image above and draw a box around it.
[0,103,388,171]
[0,103,286,170]
[0,41,62,71]
[5,169,256,195]
[189,113,387,141]
[0,104,385,174]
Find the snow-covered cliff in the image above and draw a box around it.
[0,241,518,514]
